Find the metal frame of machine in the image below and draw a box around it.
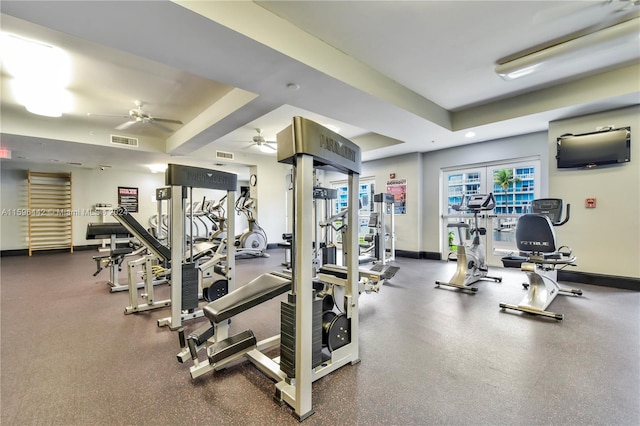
[179,117,362,421]
[113,165,237,330]
[362,192,396,265]
[159,164,237,330]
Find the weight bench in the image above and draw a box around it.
[179,271,292,377]
[112,211,171,264]
[111,211,174,313]
[86,223,139,291]
[113,211,230,322]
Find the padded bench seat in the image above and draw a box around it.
[93,247,134,260]
[501,256,528,268]
[203,272,291,324]
[111,247,134,256]
[86,223,132,239]
[502,253,569,269]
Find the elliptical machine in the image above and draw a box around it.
[234,190,269,258]
[436,193,502,292]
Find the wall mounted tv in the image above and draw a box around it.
[556,126,631,169]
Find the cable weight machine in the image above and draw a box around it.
[276,117,362,420]
[158,164,237,330]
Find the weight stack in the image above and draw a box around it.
[280,292,323,378]
[181,263,199,311]
[322,245,336,265]
[374,234,382,260]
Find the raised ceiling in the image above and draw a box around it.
[1,1,639,173]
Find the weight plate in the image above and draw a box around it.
[326,313,350,352]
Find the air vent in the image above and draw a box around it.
[216,150,234,160]
[110,134,139,147]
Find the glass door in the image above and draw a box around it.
[488,161,540,261]
[442,167,489,262]
[441,159,540,266]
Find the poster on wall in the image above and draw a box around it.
[118,186,138,213]
[386,178,407,215]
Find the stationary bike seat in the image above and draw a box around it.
[447,222,469,229]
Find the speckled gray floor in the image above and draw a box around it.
[1,249,638,425]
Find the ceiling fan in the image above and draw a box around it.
[88,100,183,132]
[243,128,276,153]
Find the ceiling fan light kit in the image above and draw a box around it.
[495,17,640,80]
[244,128,277,152]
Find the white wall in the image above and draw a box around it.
[0,156,293,251]
[253,158,291,245]
[0,167,29,250]
[4,105,637,280]
[0,162,165,250]
[548,105,639,278]
[421,132,549,255]
[360,153,422,252]
[321,153,422,252]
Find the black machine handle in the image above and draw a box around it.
[556,203,570,226]
[178,328,186,348]
[451,192,495,212]
[187,338,199,361]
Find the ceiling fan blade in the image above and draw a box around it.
[265,143,277,151]
[149,121,173,132]
[88,113,130,119]
[115,120,137,130]
[152,117,183,125]
[242,143,255,150]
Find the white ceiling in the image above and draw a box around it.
[1,1,639,177]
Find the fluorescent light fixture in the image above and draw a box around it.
[148,164,168,173]
[495,17,640,80]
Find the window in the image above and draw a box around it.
[442,159,541,265]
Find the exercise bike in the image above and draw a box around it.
[436,193,502,292]
[499,198,582,320]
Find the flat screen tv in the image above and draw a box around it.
[556,127,630,169]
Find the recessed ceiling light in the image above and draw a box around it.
[286,83,300,90]
[465,131,476,138]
